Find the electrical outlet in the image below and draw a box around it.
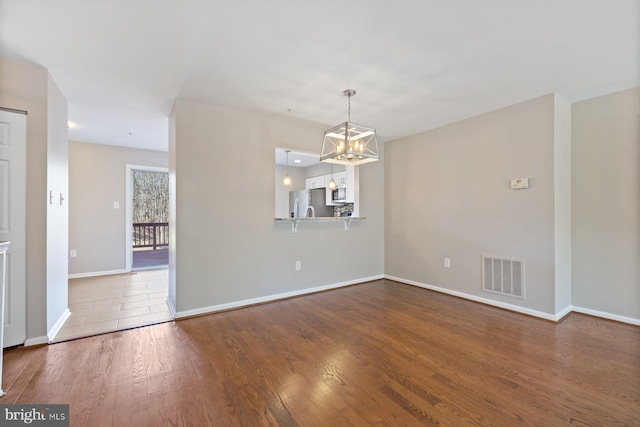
[295,261,302,271]
[70,249,77,258]
[444,258,451,268]
[114,202,120,209]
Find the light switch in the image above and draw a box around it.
[114,202,120,209]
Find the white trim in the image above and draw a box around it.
[385,275,562,321]
[571,306,640,326]
[166,296,177,318]
[47,308,71,342]
[385,275,640,325]
[24,336,48,347]
[68,269,128,279]
[125,164,169,272]
[555,304,573,320]
[174,275,384,319]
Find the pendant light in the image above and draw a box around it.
[321,89,379,165]
[328,163,337,190]
[283,150,292,187]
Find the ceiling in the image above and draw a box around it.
[1,0,638,152]
[275,149,320,168]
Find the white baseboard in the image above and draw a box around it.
[555,304,573,320]
[174,275,384,319]
[166,296,177,318]
[571,306,640,326]
[24,336,49,347]
[385,275,640,325]
[47,308,71,342]
[68,269,128,279]
[385,275,563,321]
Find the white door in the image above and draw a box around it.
[0,110,27,348]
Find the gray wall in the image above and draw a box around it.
[0,57,68,342]
[68,141,168,275]
[305,162,342,178]
[385,94,559,315]
[571,87,640,319]
[169,99,384,315]
[553,95,572,313]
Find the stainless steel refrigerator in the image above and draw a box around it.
[289,189,333,218]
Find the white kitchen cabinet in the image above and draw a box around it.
[305,175,325,190]
[324,167,355,205]
[344,166,355,203]
[333,171,347,187]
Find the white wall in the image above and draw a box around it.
[169,99,384,316]
[385,94,559,315]
[68,141,168,276]
[46,74,69,335]
[571,87,639,320]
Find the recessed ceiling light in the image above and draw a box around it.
[293,159,302,163]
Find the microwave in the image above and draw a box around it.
[332,187,347,203]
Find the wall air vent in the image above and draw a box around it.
[482,255,525,299]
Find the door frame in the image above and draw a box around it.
[125,164,169,272]
[0,108,27,347]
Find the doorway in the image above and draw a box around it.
[125,165,169,271]
[54,163,172,342]
[0,109,27,348]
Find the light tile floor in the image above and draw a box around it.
[53,269,173,342]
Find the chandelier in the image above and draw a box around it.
[321,89,379,165]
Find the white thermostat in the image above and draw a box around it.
[510,178,529,189]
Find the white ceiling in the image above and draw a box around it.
[275,149,320,168]
[1,0,638,152]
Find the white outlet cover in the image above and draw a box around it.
[510,178,529,189]
[114,202,120,208]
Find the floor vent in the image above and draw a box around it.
[482,255,525,299]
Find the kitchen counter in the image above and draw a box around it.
[275,217,366,233]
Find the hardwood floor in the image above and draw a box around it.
[3,280,639,426]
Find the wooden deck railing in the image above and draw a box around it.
[133,222,169,250]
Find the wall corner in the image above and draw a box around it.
[553,93,572,312]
